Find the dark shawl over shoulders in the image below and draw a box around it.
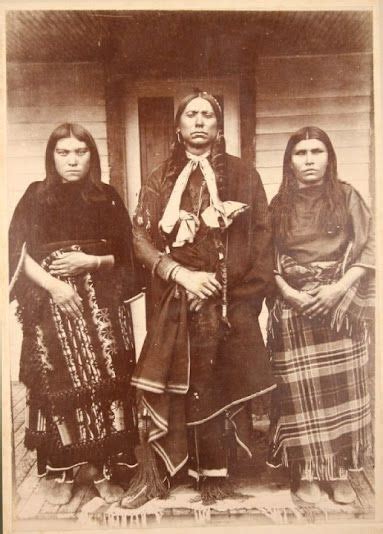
[224,155,275,306]
[9,181,140,301]
[133,154,275,314]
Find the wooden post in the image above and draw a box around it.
[101,18,131,204]
[239,45,257,166]
[104,73,128,205]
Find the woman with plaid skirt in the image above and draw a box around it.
[267,126,374,505]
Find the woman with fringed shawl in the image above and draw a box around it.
[9,124,140,505]
[123,92,275,507]
[267,126,374,505]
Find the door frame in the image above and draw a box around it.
[122,77,242,217]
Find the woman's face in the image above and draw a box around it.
[290,138,328,188]
[177,97,218,154]
[53,136,91,183]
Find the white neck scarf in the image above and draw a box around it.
[159,152,248,248]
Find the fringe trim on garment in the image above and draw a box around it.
[80,497,303,527]
[25,375,134,413]
[277,440,373,482]
[267,297,370,353]
[24,427,137,466]
[80,500,163,528]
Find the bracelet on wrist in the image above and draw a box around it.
[151,253,165,277]
[95,256,101,271]
[170,264,183,282]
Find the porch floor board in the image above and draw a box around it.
[11,382,375,526]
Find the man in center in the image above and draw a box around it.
[124,91,275,506]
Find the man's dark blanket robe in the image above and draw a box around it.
[132,153,276,475]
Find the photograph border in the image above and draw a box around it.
[1,1,382,533]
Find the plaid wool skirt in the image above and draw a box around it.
[267,303,372,480]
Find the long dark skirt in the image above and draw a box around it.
[17,243,138,475]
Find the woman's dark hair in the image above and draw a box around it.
[271,126,347,243]
[38,122,105,204]
[164,91,227,199]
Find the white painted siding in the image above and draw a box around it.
[7,62,109,218]
[255,53,373,205]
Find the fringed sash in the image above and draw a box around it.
[270,245,374,337]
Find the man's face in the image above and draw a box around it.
[54,136,91,183]
[178,97,218,153]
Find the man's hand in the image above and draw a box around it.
[174,268,222,300]
[186,290,205,312]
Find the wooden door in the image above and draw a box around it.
[138,97,174,183]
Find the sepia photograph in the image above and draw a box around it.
[3,3,380,532]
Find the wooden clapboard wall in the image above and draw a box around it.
[7,62,109,217]
[255,53,373,205]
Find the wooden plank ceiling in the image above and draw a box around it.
[6,10,372,64]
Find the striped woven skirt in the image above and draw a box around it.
[17,240,138,475]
